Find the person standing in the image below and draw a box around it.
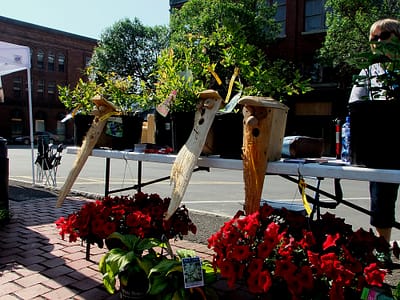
[349,19,400,264]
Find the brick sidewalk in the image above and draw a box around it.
[0,195,213,300]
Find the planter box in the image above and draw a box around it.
[74,114,143,151]
[349,100,400,169]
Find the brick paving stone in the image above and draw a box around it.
[18,248,45,257]
[14,283,51,300]
[0,270,21,285]
[0,282,22,296]
[73,287,119,300]
[13,264,45,277]
[42,265,74,278]
[40,257,66,268]
[0,294,22,300]
[70,277,102,291]
[41,286,79,300]
[16,254,48,266]
[15,273,50,288]
[62,245,85,254]
[41,275,77,289]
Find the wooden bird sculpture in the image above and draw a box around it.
[165,90,223,220]
[238,96,288,215]
[56,96,118,207]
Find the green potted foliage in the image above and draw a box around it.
[150,0,312,154]
[99,232,163,299]
[99,232,219,300]
[147,248,219,300]
[58,67,147,149]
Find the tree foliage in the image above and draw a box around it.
[152,0,312,112]
[58,18,169,113]
[169,0,280,49]
[319,0,400,86]
[90,18,169,90]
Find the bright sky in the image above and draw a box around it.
[1,0,170,40]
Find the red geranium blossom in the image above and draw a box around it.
[55,192,196,248]
[208,204,392,299]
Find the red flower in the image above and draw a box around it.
[364,263,386,287]
[208,204,389,299]
[231,244,251,261]
[323,233,340,250]
[257,270,273,293]
[55,192,196,247]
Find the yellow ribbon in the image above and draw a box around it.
[99,111,120,122]
[225,67,240,103]
[207,66,222,86]
[299,177,312,216]
[71,105,82,118]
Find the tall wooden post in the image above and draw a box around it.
[238,96,288,215]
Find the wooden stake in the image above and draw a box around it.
[165,90,223,220]
[56,96,118,207]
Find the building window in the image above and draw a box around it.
[85,56,91,67]
[37,79,44,96]
[11,109,24,137]
[274,0,286,36]
[37,50,45,69]
[58,53,65,72]
[304,0,327,32]
[48,52,55,71]
[13,76,22,98]
[48,81,56,95]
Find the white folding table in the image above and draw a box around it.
[66,146,400,228]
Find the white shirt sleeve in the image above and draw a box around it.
[349,69,368,103]
[349,64,386,102]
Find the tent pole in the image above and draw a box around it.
[27,68,35,185]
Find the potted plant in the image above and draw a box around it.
[99,232,219,300]
[99,232,163,298]
[55,192,197,259]
[207,204,395,299]
[146,248,219,300]
[58,67,148,149]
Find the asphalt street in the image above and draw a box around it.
[6,144,400,241]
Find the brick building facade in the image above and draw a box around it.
[0,16,97,143]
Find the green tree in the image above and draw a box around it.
[58,18,169,113]
[90,17,169,91]
[319,0,400,87]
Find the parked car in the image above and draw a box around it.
[13,131,59,145]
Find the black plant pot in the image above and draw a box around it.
[155,111,195,153]
[349,100,400,169]
[213,112,243,159]
[119,268,150,300]
[74,114,143,151]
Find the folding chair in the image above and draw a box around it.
[35,138,63,186]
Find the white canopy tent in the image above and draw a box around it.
[0,41,35,184]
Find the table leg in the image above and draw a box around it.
[105,158,110,196]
